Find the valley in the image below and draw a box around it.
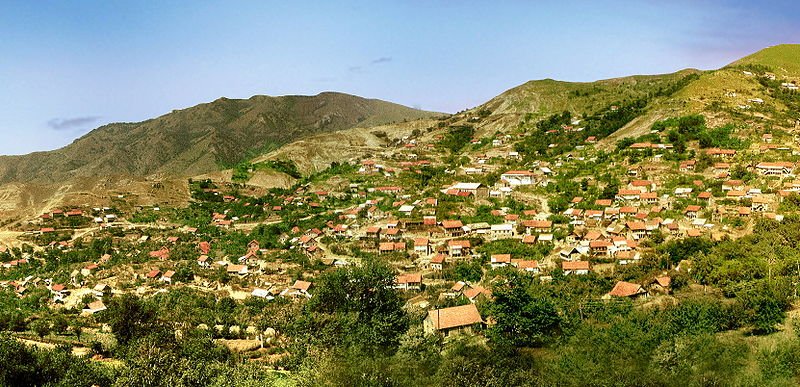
[2,44,800,386]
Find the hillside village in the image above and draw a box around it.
[2,45,800,385]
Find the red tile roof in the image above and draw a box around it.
[428,304,484,330]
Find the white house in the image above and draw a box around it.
[490,254,511,269]
[500,170,535,186]
[490,223,514,239]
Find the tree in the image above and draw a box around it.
[448,261,483,283]
[737,280,791,334]
[51,315,68,336]
[301,258,409,353]
[0,335,39,386]
[489,280,561,348]
[100,294,159,346]
[678,114,705,134]
[71,320,84,341]
[30,319,51,340]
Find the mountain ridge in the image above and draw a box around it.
[0,92,442,183]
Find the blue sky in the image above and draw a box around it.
[0,1,797,155]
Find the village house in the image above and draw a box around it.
[538,233,554,244]
[722,180,744,191]
[81,263,99,277]
[379,242,407,254]
[238,251,261,267]
[423,215,437,226]
[752,196,770,212]
[616,189,641,202]
[50,284,68,302]
[628,180,656,192]
[562,260,590,275]
[383,227,402,241]
[394,273,423,291]
[714,163,731,174]
[251,288,274,300]
[442,220,465,237]
[226,264,248,277]
[490,254,511,269]
[679,160,696,172]
[641,192,658,205]
[500,170,535,186]
[360,160,377,173]
[604,281,648,300]
[727,190,747,201]
[247,240,260,253]
[431,254,447,270]
[445,182,489,198]
[332,224,349,237]
[684,205,702,219]
[674,187,693,198]
[651,276,672,294]
[560,245,588,261]
[82,300,107,315]
[447,240,472,258]
[589,240,612,257]
[398,205,415,216]
[364,226,382,240]
[617,250,642,265]
[92,283,111,298]
[511,259,540,274]
[490,223,515,239]
[160,270,175,284]
[523,220,552,234]
[504,214,520,225]
[424,303,484,336]
[366,206,385,221]
[706,148,736,158]
[756,162,794,176]
[738,207,752,217]
[281,280,312,298]
[414,238,432,255]
[619,206,637,219]
[198,241,211,255]
[595,199,613,207]
[522,234,537,245]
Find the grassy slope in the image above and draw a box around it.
[481,70,700,118]
[731,44,800,76]
[601,45,800,146]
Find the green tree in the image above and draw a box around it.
[489,280,561,348]
[300,258,409,353]
[51,315,69,336]
[100,294,159,346]
[30,319,51,339]
[71,320,84,341]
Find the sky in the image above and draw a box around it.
[0,1,798,155]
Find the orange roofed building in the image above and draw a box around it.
[424,303,484,336]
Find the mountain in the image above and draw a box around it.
[254,45,800,173]
[0,92,441,183]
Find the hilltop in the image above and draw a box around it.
[0,92,442,184]
[730,43,800,76]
